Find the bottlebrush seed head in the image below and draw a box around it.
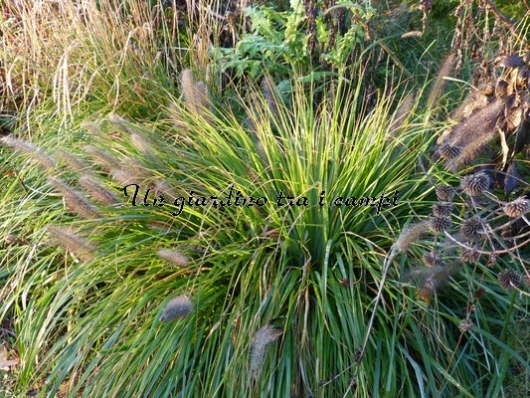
[159,295,193,322]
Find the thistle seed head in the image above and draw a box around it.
[423,251,444,267]
[503,197,530,218]
[432,202,453,217]
[460,217,484,241]
[159,295,193,322]
[487,254,497,267]
[439,143,461,159]
[498,269,521,290]
[435,185,456,202]
[430,216,452,233]
[460,172,490,196]
[460,244,480,263]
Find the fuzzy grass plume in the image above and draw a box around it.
[47,177,100,219]
[249,324,282,379]
[0,136,55,170]
[159,295,193,322]
[157,249,190,268]
[46,226,95,262]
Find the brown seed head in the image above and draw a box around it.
[461,217,484,241]
[432,202,453,217]
[460,244,480,263]
[439,143,461,159]
[423,251,444,267]
[503,197,530,218]
[460,172,490,196]
[430,216,452,233]
[435,185,456,202]
[498,269,521,290]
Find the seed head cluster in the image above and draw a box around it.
[430,216,452,233]
[439,143,461,159]
[399,166,530,301]
[503,197,530,218]
[460,217,484,241]
[498,269,521,290]
[432,202,453,217]
[423,251,443,267]
[460,172,490,196]
[435,185,456,202]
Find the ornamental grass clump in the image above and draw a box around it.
[0,59,461,396]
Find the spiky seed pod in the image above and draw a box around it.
[46,226,96,261]
[0,136,55,170]
[461,217,484,241]
[432,202,453,217]
[459,319,474,333]
[439,143,461,159]
[498,269,521,290]
[159,295,193,322]
[250,325,282,378]
[503,197,530,218]
[158,249,190,268]
[435,185,456,202]
[395,220,431,252]
[460,244,480,263]
[79,175,120,205]
[47,177,99,219]
[423,251,444,267]
[460,172,490,196]
[430,216,452,233]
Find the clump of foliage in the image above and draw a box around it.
[1,1,530,398]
